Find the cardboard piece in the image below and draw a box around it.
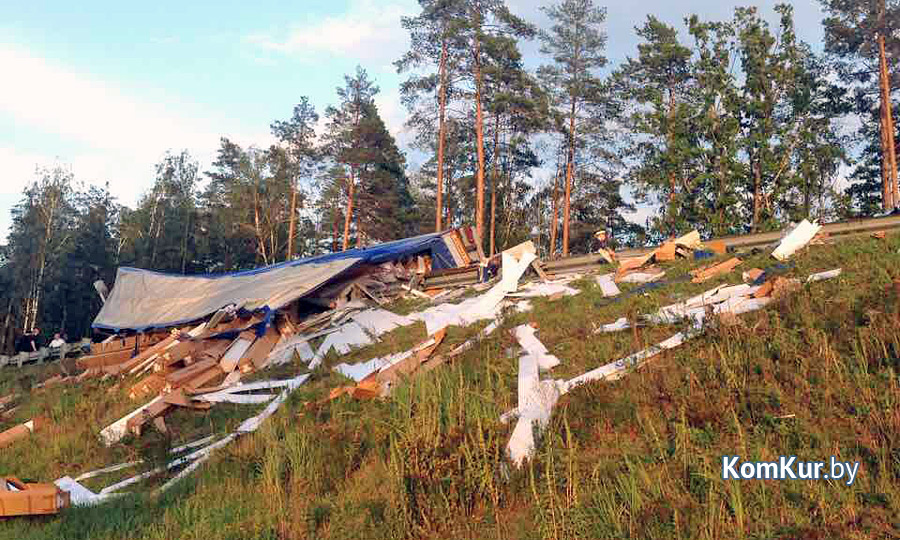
[742,268,765,283]
[0,477,70,516]
[690,257,742,283]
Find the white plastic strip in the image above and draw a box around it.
[196,393,276,404]
[563,332,690,393]
[806,268,841,283]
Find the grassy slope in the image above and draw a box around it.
[0,237,898,539]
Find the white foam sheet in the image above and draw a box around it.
[595,273,620,297]
[309,322,373,368]
[69,376,311,503]
[407,242,537,335]
[514,325,560,370]
[594,316,630,333]
[333,351,407,382]
[806,268,841,283]
[509,282,580,298]
[267,335,315,367]
[72,435,217,485]
[332,334,442,382]
[442,320,499,359]
[220,338,253,372]
[506,352,562,465]
[74,461,141,482]
[196,393,276,405]
[158,453,210,493]
[772,219,821,261]
[713,295,773,316]
[411,295,506,336]
[351,309,414,335]
[617,271,665,284]
[55,477,111,506]
[237,375,309,433]
[649,283,761,326]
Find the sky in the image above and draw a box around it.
[0,0,827,241]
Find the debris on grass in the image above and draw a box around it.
[772,219,822,261]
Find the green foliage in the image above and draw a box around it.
[613,5,848,238]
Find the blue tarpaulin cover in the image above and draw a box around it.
[93,232,456,332]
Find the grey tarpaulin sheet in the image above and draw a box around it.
[93,258,360,331]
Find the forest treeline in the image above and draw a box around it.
[0,0,898,348]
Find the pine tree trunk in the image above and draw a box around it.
[332,210,339,252]
[287,180,297,260]
[445,159,454,228]
[562,98,577,257]
[436,38,449,232]
[489,114,500,257]
[880,99,891,209]
[1,299,11,353]
[181,207,190,274]
[342,168,355,251]
[357,178,364,249]
[473,35,486,244]
[503,136,516,247]
[878,33,898,210]
[549,160,561,260]
[254,191,268,264]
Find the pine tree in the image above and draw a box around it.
[323,66,380,249]
[538,0,607,256]
[820,0,900,212]
[396,0,467,232]
[271,97,319,260]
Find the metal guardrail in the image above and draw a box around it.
[615,214,900,258]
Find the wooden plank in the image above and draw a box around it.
[165,359,218,388]
[0,478,69,516]
[155,340,201,370]
[182,367,226,392]
[219,335,255,372]
[194,339,233,363]
[125,400,171,437]
[162,388,212,410]
[77,348,135,370]
[0,422,33,449]
[374,329,446,387]
[243,328,280,370]
[531,259,550,281]
[128,374,165,401]
[103,335,177,376]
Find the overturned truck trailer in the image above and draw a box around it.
[91,227,485,335]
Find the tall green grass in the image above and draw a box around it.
[0,237,898,539]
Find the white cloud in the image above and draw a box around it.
[0,45,272,240]
[246,0,417,67]
[0,46,220,157]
